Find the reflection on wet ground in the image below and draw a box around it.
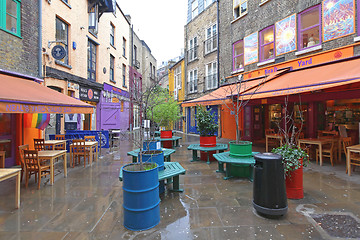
[1,132,360,239]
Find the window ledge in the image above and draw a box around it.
[55,60,72,69]
[61,0,72,9]
[122,85,127,88]
[110,79,116,84]
[231,68,244,75]
[111,44,116,50]
[122,55,127,59]
[257,58,275,67]
[188,58,199,64]
[231,12,248,24]
[204,48,217,57]
[259,0,270,6]
[295,45,322,56]
[354,36,360,42]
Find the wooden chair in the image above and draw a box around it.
[318,130,338,138]
[265,129,279,150]
[343,137,360,174]
[54,135,66,150]
[23,150,51,189]
[265,129,275,135]
[34,139,45,151]
[84,136,97,160]
[72,139,89,167]
[18,144,33,183]
[0,151,5,168]
[316,140,335,166]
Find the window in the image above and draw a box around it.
[298,5,321,50]
[122,64,126,87]
[0,0,21,36]
[88,5,98,35]
[233,40,244,71]
[123,37,126,57]
[233,0,247,19]
[204,0,212,8]
[153,66,156,79]
[205,24,217,54]
[110,23,115,46]
[188,69,198,93]
[175,65,181,89]
[260,0,270,4]
[205,62,217,90]
[55,17,69,65]
[110,55,115,82]
[188,37,198,62]
[87,40,97,81]
[191,0,198,19]
[150,63,153,78]
[259,26,274,62]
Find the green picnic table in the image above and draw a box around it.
[213,151,259,181]
[187,143,228,164]
[127,148,176,163]
[154,136,182,148]
[119,162,186,192]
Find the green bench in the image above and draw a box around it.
[213,151,259,181]
[154,136,182,148]
[187,143,228,164]
[119,162,186,192]
[127,148,176,163]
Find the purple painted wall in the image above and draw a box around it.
[97,83,130,131]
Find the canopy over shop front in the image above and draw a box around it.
[181,70,288,107]
[0,73,94,114]
[239,57,360,101]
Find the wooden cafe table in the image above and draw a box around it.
[0,168,21,208]
[44,140,67,150]
[346,144,360,176]
[69,141,98,167]
[38,150,67,185]
[298,137,339,166]
[265,134,283,152]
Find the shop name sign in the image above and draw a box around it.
[80,87,100,102]
[5,104,72,113]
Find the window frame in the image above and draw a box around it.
[298,4,321,51]
[205,61,217,90]
[110,23,115,46]
[191,0,198,19]
[55,17,69,65]
[0,0,21,37]
[88,5,98,36]
[205,23,217,54]
[233,0,247,19]
[175,65,181,89]
[232,40,244,72]
[188,37,198,62]
[188,69,198,94]
[259,25,275,62]
[122,37,126,57]
[110,54,115,83]
[87,40,97,81]
[122,64,127,87]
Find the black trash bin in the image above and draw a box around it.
[253,153,287,217]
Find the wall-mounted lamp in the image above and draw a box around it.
[80,26,85,30]
[107,47,111,50]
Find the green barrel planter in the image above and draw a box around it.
[229,141,252,157]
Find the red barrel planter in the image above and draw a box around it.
[285,159,304,199]
[160,130,172,139]
[200,136,216,147]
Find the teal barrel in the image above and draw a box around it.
[140,150,164,171]
[122,163,160,231]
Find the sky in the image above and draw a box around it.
[117,0,187,66]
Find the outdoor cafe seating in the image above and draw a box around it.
[71,139,90,168]
[23,150,51,189]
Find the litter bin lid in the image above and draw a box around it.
[254,152,282,161]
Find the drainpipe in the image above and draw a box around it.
[185,23,188,134]
[216,0,221,138]
[38,0,42,79]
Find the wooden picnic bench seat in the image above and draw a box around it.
[119,162,186,192]
[127,148,176,163]
[187,143,228,164]
[213,151,259,181]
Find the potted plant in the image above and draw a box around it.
[272,97,309,199]
[196,105,218,147]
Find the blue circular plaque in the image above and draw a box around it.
[51,45,67,60]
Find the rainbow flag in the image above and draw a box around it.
[24,113,50,130]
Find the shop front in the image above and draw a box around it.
[79,85,100,131]
[98,83,130,131]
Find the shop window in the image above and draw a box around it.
[259,26,274,62]
[87,40,97,81]
[233,40,244,71]
[298,5,321,50]
[55,17,69,65]
[110,55,115,83]
[0,0,21,37]
[233,0,247,19]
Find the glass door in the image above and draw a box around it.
[0,114,15,167]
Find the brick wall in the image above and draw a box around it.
[0,1,39,77]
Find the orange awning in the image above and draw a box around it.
[240,57,360,100]
[0,74,94,114]
[181,70,288,107]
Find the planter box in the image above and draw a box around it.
[200,136,216,147]
[229,141,252,157]
[160,130,172,138]
[286,164,304,199]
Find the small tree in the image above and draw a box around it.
[195,105,218,136]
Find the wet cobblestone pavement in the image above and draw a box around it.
[1,132,360,239]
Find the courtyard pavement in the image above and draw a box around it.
[1,132,360,239]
